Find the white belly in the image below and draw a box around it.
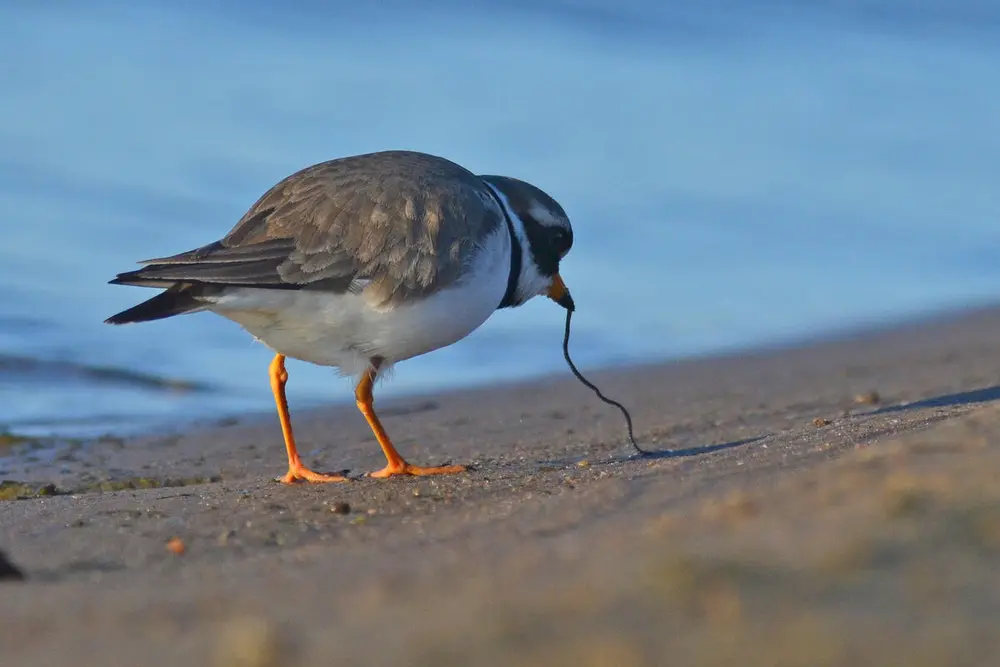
[204,226,511,377]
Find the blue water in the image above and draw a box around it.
[2,0,999,436]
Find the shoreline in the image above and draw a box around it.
[3,303,1000,665]
[5,298,1000,442]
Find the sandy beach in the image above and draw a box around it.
[3,305,1000,666]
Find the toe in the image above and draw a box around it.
[368,463,466,478]
[278,467,349,484]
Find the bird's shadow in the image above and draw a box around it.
[870,385,1000,416]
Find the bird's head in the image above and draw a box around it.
[479,174,575,311]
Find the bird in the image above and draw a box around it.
[105,150,576,482]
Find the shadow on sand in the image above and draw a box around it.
[524,436,768,469]
[602,435,768,463]
[872,385,1000,416]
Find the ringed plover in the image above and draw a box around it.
[106,150,575,482]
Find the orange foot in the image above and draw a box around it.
[368,462,467,479]
[278,465,349,484]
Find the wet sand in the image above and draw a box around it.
[3,306,1000,666]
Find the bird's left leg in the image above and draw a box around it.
[357,359,466,478]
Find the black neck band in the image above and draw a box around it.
[486,185,522,310]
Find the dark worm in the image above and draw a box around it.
[561,307,650,457]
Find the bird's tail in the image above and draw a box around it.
[104,283,204,324]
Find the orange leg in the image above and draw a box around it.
[269,354,348,484]
[357,361,466,479]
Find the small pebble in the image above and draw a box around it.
[813,418,832,427]
[854,391,881,405]
[0,550,25,581]
[166,537,186,555]
[576,459,591,468]
[329,502,351,515]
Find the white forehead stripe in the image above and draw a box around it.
[528,202,566,228]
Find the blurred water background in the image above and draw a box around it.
[2,0,999,437]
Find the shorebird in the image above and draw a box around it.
[106,150,575,482]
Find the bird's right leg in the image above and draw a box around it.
[269,354,348,484]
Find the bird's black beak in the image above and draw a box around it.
[546,274,575,311]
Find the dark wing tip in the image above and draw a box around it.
[104,285,203,325]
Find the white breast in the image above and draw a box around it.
[204,225,512,378]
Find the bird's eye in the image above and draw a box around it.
[551,228,572,257]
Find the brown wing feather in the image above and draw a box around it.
[116,151,504,307]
